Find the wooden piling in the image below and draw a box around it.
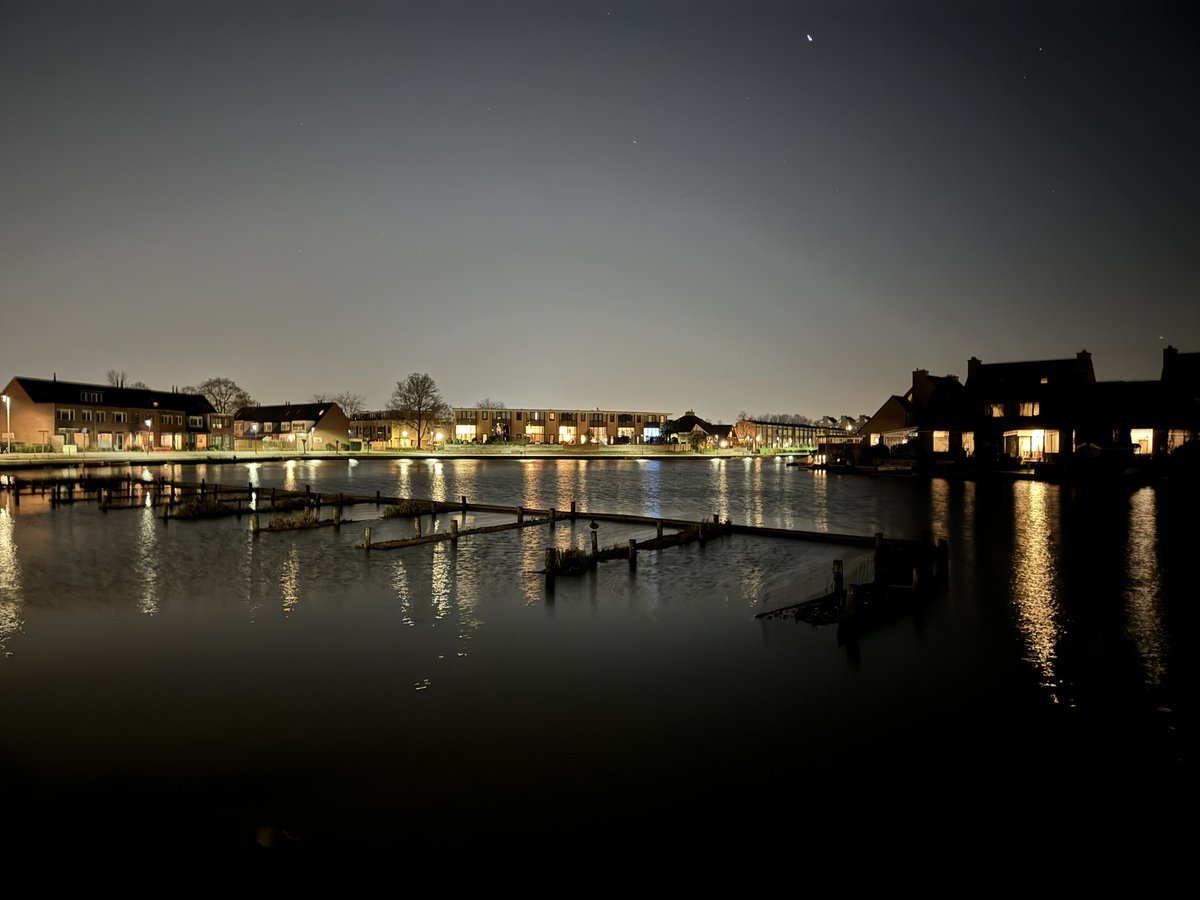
[656,519,663,539]
[363,526,372,550]
[251,513,260,535]
[450,520,458,543]
[461,494,468,512]
[590,530,598,556]
[375,490,381,507]
[628,538,637,570]
[570,500,576,520]
[517,506,524,523]
[544,547,556,593]
[832,559,844,593]
[414,517,422,538]
[549,508,557,523]
[713,513,720,525]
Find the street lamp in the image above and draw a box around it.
[1,394,10,453]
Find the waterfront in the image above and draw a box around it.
[0,458,1190,874]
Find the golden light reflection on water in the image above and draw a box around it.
[714,459,730,524]
[431,541,452,619]
[810,469,828,531]
[1124,487,1167,687]
[283,460,298,492]
[428,460,446,502]
[0,504,23,656]
[395,459,413,498]
[135,506,159,616]
[1011,481,1066,702]
[749,458,764,527]
[280,545,301,615]
[522,459,543,510]
[930,477,950,538]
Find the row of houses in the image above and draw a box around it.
[0,377,679,452]
[857,347,1200,467]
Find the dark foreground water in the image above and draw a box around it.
[0,457,1191,880]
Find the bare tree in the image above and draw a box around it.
[106,369,127,388]
[334,392,366,417]
[388,373,450,449]
[475,397,506,409]
[313,391,366,416]
[185,377,254,414]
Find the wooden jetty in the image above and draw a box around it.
[1,474,947,609]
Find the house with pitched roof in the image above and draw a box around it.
[233,402,351,451]
[0,375,228,452]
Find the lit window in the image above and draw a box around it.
[1130,428,1153,454]
[988,403,1004,418]
[1019,401,1040,417]
[933,431,950,453]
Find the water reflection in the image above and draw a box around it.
[929,478,950,538]
[283,460,298,492]
[0,503,23,656]
[392,556,415,626]
[1010,481,1066,703]
[134,506,159,616]
[395,459,413,498]
[714,460,730,524]
[809,470,828,532]
[1124,487,1167,687]
[428,460,446,502]
[280,545,301,615]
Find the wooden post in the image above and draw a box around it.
[590,530,598,556]
[832,560,844,594]
[363,526,372,550]
[13,479,18,506]
[271,488,276,507]
[713,513,720,525]
[200,479,206,497]
[628,538,637,570]
[937,538,949,577]
[656,519,663,539]
[845,584,858,617]
[450,520,459,543]
[570,500,576,520]
[414,517,422,537]
[375,490,381,508]
[333,505,342,527]
[461,494,468,512]
[544,547,556,594]
[517,506,524,523]
[549,508,557,523]
[251,513,260,535]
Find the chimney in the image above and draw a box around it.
[1162,345,1178,381]
[967,357,981,382]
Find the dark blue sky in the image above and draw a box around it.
[2,0,1195,420]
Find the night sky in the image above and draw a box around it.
[2,0,1196,420]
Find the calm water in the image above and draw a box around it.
[0,458,1190,871]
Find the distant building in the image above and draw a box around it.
[450,407,669,444]
[732,417,850,454]
[669,410,735,446]
[233,402,351,451]
[0,375,229,452]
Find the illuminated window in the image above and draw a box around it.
[988,403,1004,418]
[455,424,477,440]
[1040,377,1049,384]
[1130,428,1153,454]
[1019,401,1040,417]
[58,408,76,421]
[264,423,274,433]
[1167,430,1191,452]
[961,432,975,456]
[933,431,950,453]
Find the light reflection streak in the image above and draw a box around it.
[715,460,730,524]
[428,461,446,502]
[392,557,414,626]
[0,504,23,656]
[395,459,413,498]
[430,541,452,619]
[280,545,301,615]
[751,459,764,528]
[135,506,159,616]
[930,477,950,538]
[810,469,828,532]
[283,460,298,492]
[1010,481,1066,703]
[1124,487,1167,687]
